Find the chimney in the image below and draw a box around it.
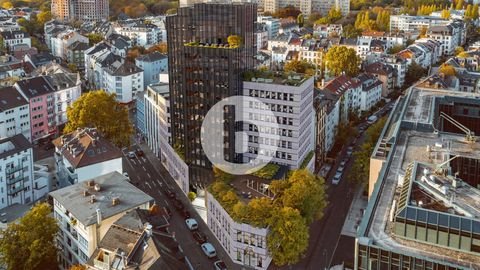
[88,180,95,187]
[92,138,96,147]
[83,190,89,197]
[96,208,102,224]
[90,195,96,203]
[94,184,101,192]
[112,197,119,206]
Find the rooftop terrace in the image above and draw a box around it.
[243,70,311,87]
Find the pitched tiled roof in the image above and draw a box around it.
[15,76,55,98]
[323,74,361,96]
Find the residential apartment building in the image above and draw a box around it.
[45,72,82,125]
[313,24,343,38]
[143,83,170,157]
[263,0,350,16]
[0,86,30,141]
[358,73,382,112]
[86,209,188,270]
[51,0,109,22]
[426,23,464,56]
[135,52,168,87]
[390,15,448,33]
[166,3,256,183]
[84,42,122,89]
[52,127,123,185]
[66,41,89,71]
[103,60,143,104]
[322,74,361,123]
[14,76,57,142]
[314,89,339,166]
[361,31,407,50]
[257,16,280,38]
[0,30,31,52]
[112,19,165,48]
[0,134,34,210]
[50,172,153,270]
[51,30,88,60]
[365,61,395,97]
[242,72,314,169]
[357,86,480,270]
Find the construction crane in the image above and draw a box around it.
[439,112,476,143]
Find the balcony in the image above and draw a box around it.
[7,174,24,185]
[6,165,22,174]
[8,185,25,195]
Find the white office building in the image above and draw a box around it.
[103,60,144,104]
[242,72,314,169]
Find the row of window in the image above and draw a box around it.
[248,135,293,149]
[248,124,294,137]
[248,89,295,101]
[247,147,293,161]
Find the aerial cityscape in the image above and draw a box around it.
[0,0,479,269]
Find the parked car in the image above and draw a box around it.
[185,218,198,231]
[127,151,136,159]
[339,160,346,168]
[201,243,217,258]
[332,172,342,185]
[213,260,227,270]
[193,231,207,244]
[122,172,130,181]
[173,199,184,210]
[135,149,144,156]
[346,146,353,156]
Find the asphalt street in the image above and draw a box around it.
[121,144,241,270]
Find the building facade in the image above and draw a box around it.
[166,3,257,183]
[135,52,168,87]
[0,135,34,210]
[52,128,123,185]
[103,60,143,104]
[51,0,109,22]
[0,86,30,141]
[50,172,153,270]
[242,72,314,169]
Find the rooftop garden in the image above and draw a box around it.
[249,163,280,180]
[208,166,328,266]
[184,35,243,49]
[243,69,310,86]
[300,151,314,169]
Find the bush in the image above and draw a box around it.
[188,192,197,202]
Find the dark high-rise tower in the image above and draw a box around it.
[166,3,256,183]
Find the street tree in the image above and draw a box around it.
[0,203,58,270]
[279,169,328,223]
[325,45,360,77]
[64,91,133,147]
[405,61,426,86]
[1,2,12,9]
[70,265,86,270]
[267,207,309,266]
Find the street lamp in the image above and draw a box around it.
[323,249,328,270]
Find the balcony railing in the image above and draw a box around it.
[8,185,25,195]
[7,174,23,185]
[6,165,22,174]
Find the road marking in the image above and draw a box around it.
[142,157,147,162]
[142,166,146,171]
[164,199,169,206]
[147,172,151,178]
[145,182,152,189]
[131,159,136,165]
[151,180,157,187]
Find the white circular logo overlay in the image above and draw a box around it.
[201,96,280,175]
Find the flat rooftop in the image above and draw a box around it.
[49,171,154,226]
[359,85,480,268]
[243,70,312,87]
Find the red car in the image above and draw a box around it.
[192,231,207,244]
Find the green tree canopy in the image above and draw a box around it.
[275,169,328,224]
[325,45,360,77]
[64,91,134,147]
[438,63,456,76]
[284,59,316,76]
[0,203,58,270]
[405,61,427,86]
[267,207,309,266]
[87,33,104,46]
[297,14,304,27]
